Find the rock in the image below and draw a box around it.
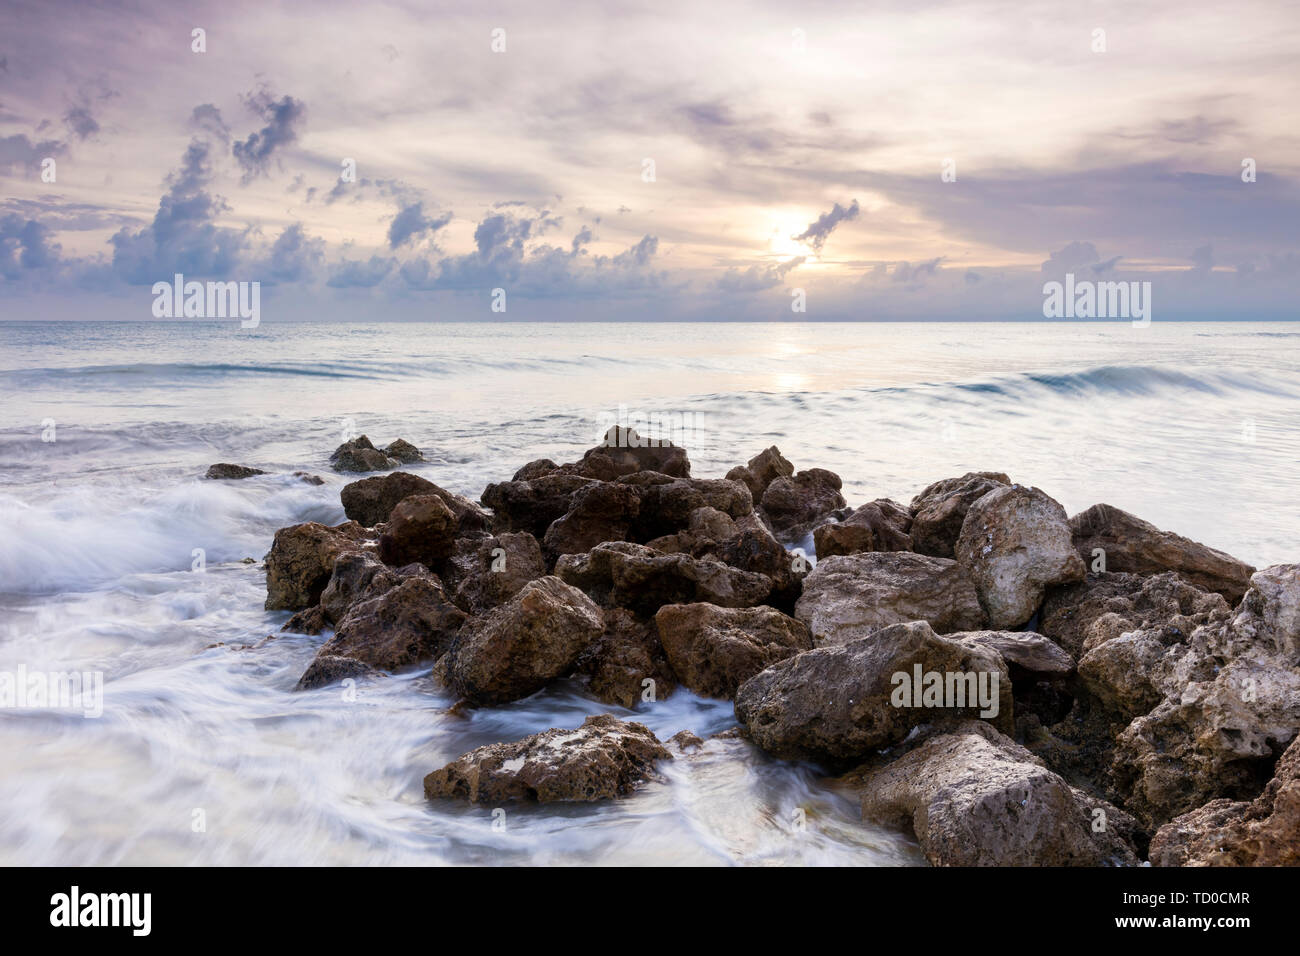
[1069,503,1254,603]
[1149,734,1300,867]
[446,532,547,613]
[341,472,488,531]
[1107,564,1300,828]
[711,518,803,611]
[858,722,1139,866]
[542,481,641,556]
[481,473,595,538]
[556,541,773,617]
[909,472,1009,558]
[794,552,986,645]
[760,468,847,537]
[726,446,794,502]
[329,435,398,473]
[576,608,676,707]
[813,499,912,557]
[281,604,328,635]
[319,551,407,624]
[441,576,604,705]
[381,438,424,464]
[264,520,371,611]
[1040,571,1230,660]
[293,471,325,485]
[297,575,467,689]
[955,630,1074,676]
[655,603,811,699]
[378,495,457,569]
[205,463,266,480]
[512,458,560,481]
[955,484,1085,629]
[295,655,381,689]
[423,714,672,803]
[630,477,753,541]
[668,730,705,752]
[733,621,1012,767]
[573,426,690,480]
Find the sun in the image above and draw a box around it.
[768,218,814,259]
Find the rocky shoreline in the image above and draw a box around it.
[230,429,1298,866]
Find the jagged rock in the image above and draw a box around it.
[955,484,1084,629]
[572,426,690,480]
[957,629,1076,726]
[329,435,398,473]
[909,472,1009,558]
[1040,571,1230,660]
[655,603,812,699]
[542,481,641,556]
[760,468,847,536]
[296,574,466,689]
[794,552,986,645]
[205,463,266,480]
[320,551,410,625]
[445,532,547,613]
[630,477,753,541]
[295,655,381,689]
[1149,734,1300,867]
[441,576,605,705]
[382,438,424,464]
[726,446,794,502]
[1069,503,1254,603]
[423,714,672,803]
[734,621,1012,767]
[264,520,371,611]
[556,541,772,617]
[293,472,325,485]
[378,494,457,569]
[858,722,1140,866]
[512,458,560,481]
[576,607,676,707]
[281,604,328,635]
[340,471,489,531]
[481,473,596,538]
[813,499,912,557]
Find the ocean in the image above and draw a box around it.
[1,319,1297,864]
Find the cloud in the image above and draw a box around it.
[262,223,324,282]
[0,134,66,173]
[0,214,61,278]
[715,256,804,293]
[794,199,859,252]
[1041,241,1101,274]
[63,106,99,140]
[327,255,394,288]
[386,201,452,248]
[190,104,230,143]
[892,257,944,283]
[232,89,306,183]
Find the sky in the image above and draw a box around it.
[1,0,1298,321]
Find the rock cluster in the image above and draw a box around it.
[257,430,1293,865]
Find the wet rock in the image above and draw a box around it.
[481,473,596,539]
[760,468,847,537]
[909,472,1009,558]
[441,576,605,705]
[794,552,986,645]
[556,541,773,617]
[205,463,266,480]
[319,551,434,625]
[382,438,424,464]
[264,520,372,611]
[423,714,672,803]
[329,435,398,473]
[955,484,1085,629]
[1149,734,1300,867]
[572,426,690,480]
[293,471,325,485]
[378,494,457,569]
[734,620,1012,767]
[655,603,812,699]
[858,722,1140,866]
[576,607,676,707]
[630,476,753,540]
[512,458,560,481]
[281,604,328,635]
[341,471,488,532]
[296,655,381,690]
[445,531,547,614]
[297,575,467,689]
[1069,503,1254,604]
[813,499,912,558]
[1040,571,1230,660]
[542,481,642,556]
[726,446,794,502]
[668,730,705,752]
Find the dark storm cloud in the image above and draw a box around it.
[232,90,306,183]
[794,199,860,252]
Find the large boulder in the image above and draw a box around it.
[423,714,672,803]
[734,621,1012,767]
[858,722,1140,866]
[955,484,1084,629]
[445,532,547,614]
[297,573,467,689]
[329,435,398,473]
[1069,503,1254,604]
[319,550,410,624]
[341,472,488,531]
[576,608,677,707]
[909,472,1008,558]
[542,481,641,556]
[264,520,371,611]
[794,552,986,645]
[378,494,458,569]
[725,446,794,502]
[1149,734,1300,867]
[556,541,772,617]
[481,473,595,538]
[382,438,424,464]
[812,499,912,558]
[655,603,812,699]
[1039,571,1230,660]
[441,576,604,705]
[630,476,753,541]
[760,468,847,537]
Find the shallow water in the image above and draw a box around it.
[1,319,1298,865]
